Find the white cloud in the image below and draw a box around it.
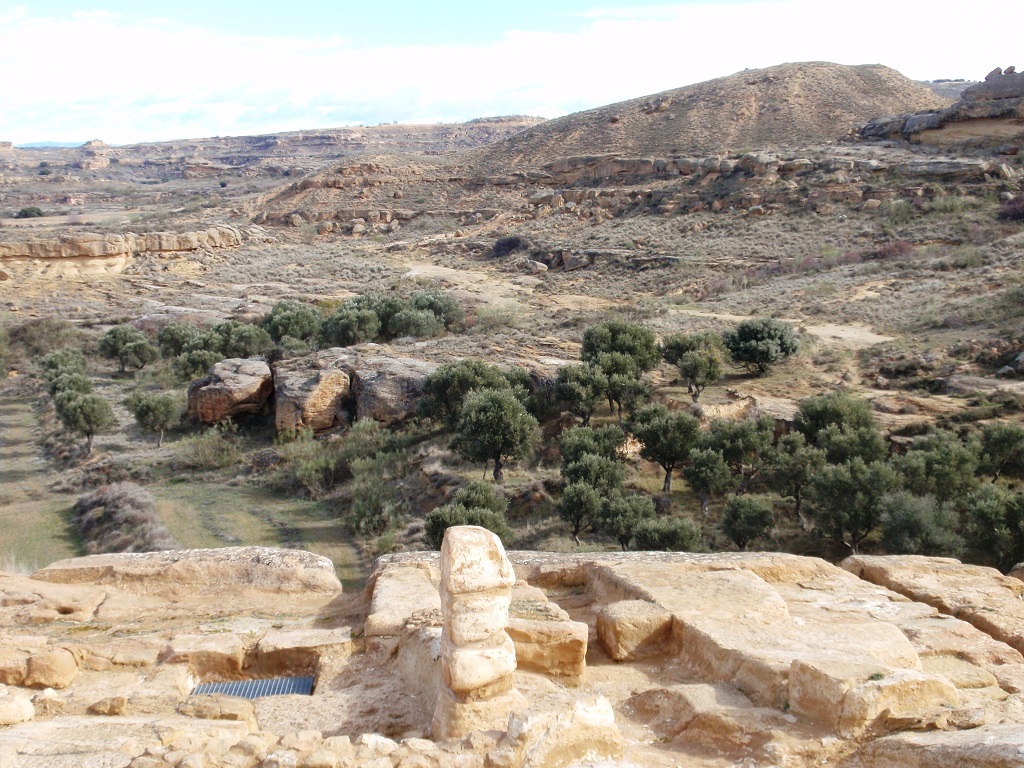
[0,1,1018,144]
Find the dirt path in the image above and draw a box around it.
[670,308,894,349]
[0,392,80,570]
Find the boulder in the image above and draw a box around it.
[850,725,1024,768]
[162,633,247,679]
[963,71,1024,101]
[31,546,343,596]
[273,349,356,433]
[352,356,438,425]
[507,697,623,768]
[506,617,588,679]
[187,358,273,424]
[24,648,79,689]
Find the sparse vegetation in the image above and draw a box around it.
[71,483,177,554]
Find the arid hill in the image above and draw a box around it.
[477,62,951,172]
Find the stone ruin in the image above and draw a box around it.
[1,535,1024,766]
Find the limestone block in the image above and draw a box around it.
[0,648,28,686]
[920,655,998,689]
[272,350,356,433]
[789,658,958,736]
[442,634,517,695]
[178,694,257,729]
[163,633,246,679]
[440,527,516,598]
[445,592,511,646]
[352,356,439,426]
[626,683,754,737]
[507,697,623,768]
[596,600,673,661]
[0,686,34,725]
[24,648,79,689]
[851,724,1024,768]
[506,618,588,678]
[993,663,1024,693]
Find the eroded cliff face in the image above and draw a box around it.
[1,545,1023,767]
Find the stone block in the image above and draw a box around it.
[596,600,673,661]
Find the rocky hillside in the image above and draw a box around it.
[476,62,951,172]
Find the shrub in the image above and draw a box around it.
[274,432,348,499]
[964,485,1024,570]
[492,235,534,258]
[99,325,159,373]
[15,318,80,357]
[71,483,177,554]
[722,496,774,550]
[563,453,625,496]
[14,206,44,218]
[387,309,443,339]
[261,300,322,343]
[47,371,92,397]
[424,482,509,549]
[420,359,512,428]
[411,290,465,332]
[631,517,702,551]
[346,293,409,338]
[559,424,625,466]
[321,308,380,347]
[555,364,608,426]
[172,349,220,381]
[174,424,240,470]
[596,493,656,550]
[157,322,209,357]
[581,320,660,372]
[213,321,273,358]
[40,347,87,378]
[723,318,798,375]
[997,197,1024,221]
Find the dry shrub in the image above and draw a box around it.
[71,482,177,554]
[998,198,1024,222]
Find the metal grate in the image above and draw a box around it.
[192,676,315,699]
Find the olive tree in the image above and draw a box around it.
[56,393,116,455]
[631,404,701,492]
[555,364,608,426]
[128,393,181,447]
[722,318,798,375]
[450,389,539,482]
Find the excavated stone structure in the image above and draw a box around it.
[430,526,525,740]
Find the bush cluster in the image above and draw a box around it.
[41,348,114,456]
[71,482,177,554]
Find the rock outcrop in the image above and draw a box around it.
[352,355,439,426]
[0,226,244,261]
[187,358,273,424]
[272,349,356,432]
[31,547,343,596]
[431,526,524,740]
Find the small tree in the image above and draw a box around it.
[46,371,93,397]
[722,318,798,375]
[702,415,775,493]
[662,332,726,402]
[450,389,539,482]
[559,424,625,466]
[632,404,701,492]
[794,392,886,464]
[980,423,1024,482]
[99,325,158,373]
[597,493,656,550]
[763,432,826,528]
[261,300,322,343]
[40,347,87,377]
[563,453,625,497]
[421,359,512,428]
[581,320,660,372]
[593,351,643,418]
[56,392,116,455]
[683,448,737,515]
[411,290,465,332]
[555,364,608,426]
[893,430,979,503]
[173,349,221,381]
[964,485,1024,571]
[808,458,900,553]
[128,393,180,447]
[722,496,775,550]
[879,492,964,557]
[157,322,209,357]
[559,482,602,544]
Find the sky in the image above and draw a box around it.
[0,1,1018,145]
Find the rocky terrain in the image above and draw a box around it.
[2,58,1024,767]
[1,540,1024,766]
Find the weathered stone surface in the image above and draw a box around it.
[440,528,516,598]
[365,562,440,637]
[843,555,1024,656]
[178,694,257,729]
[352,356,439,426]
[163,633,247,679]
[0,685,34,725]
[256,627,353,676]
[32,547,342,596]
[846,724,1024,767]
[0,226,243,261]
[596,600,673,661]
[187,359,273,424]
[963,71,1024,101]
[508,697,623,768]
[273,349,356,433]
[442,634,517,694]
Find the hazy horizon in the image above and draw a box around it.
[1,0,1016,145]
